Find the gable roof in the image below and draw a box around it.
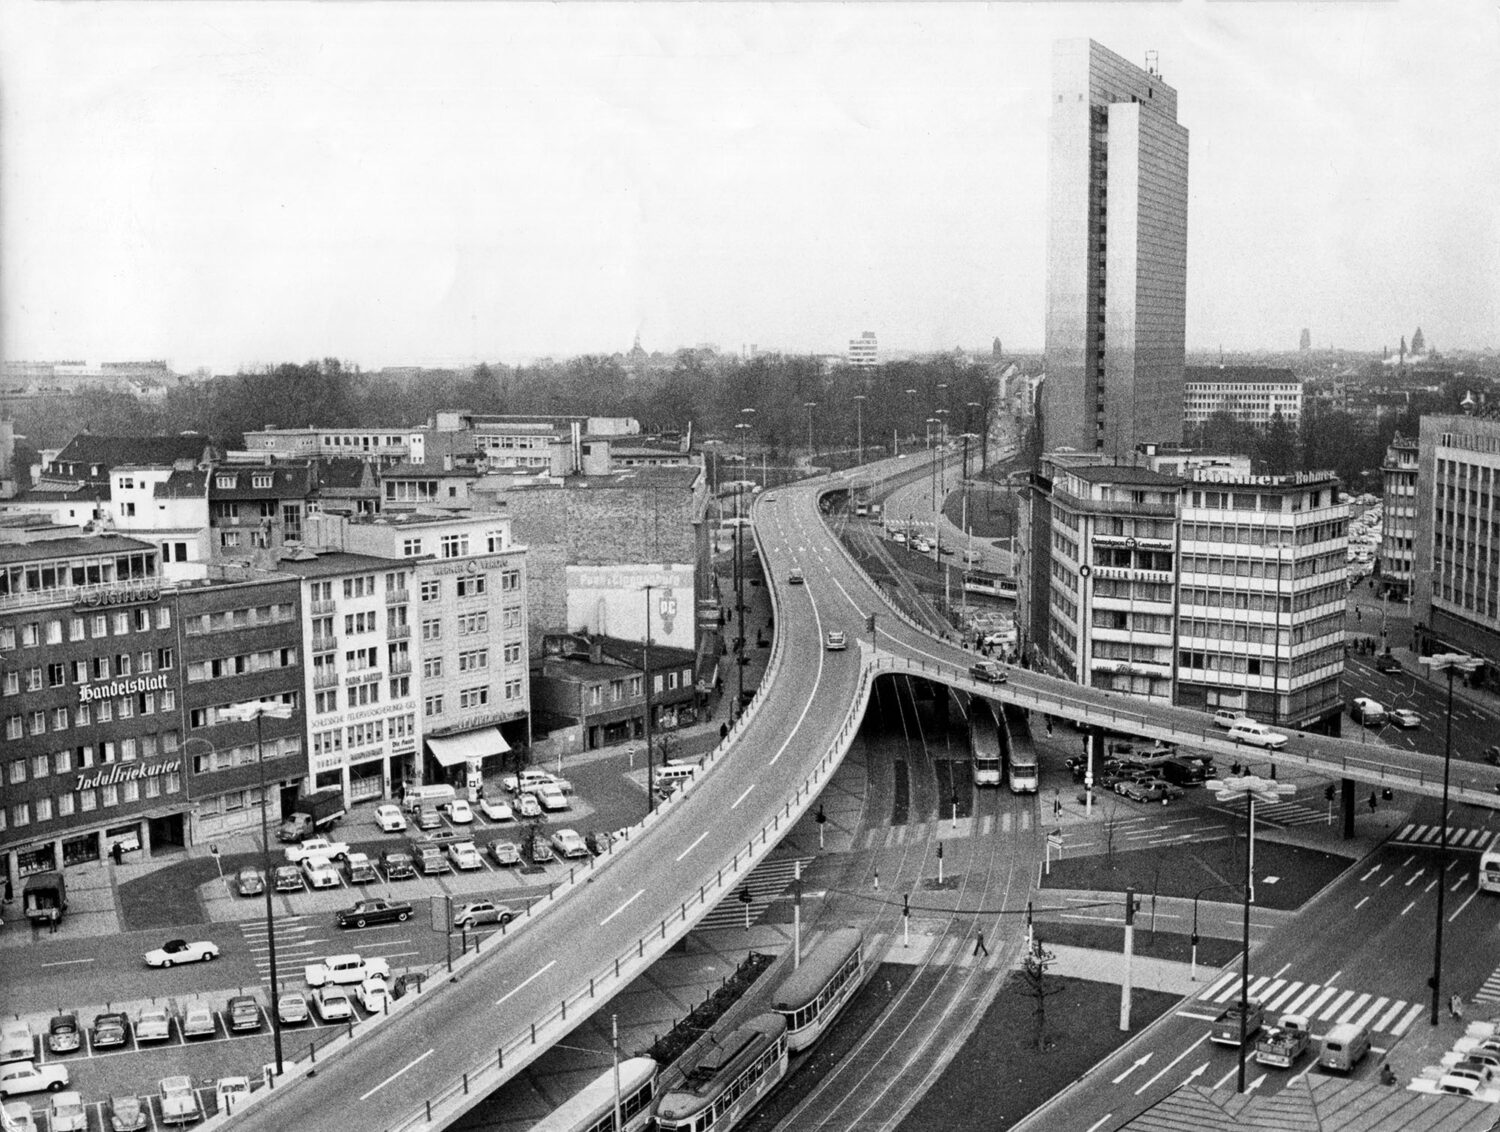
[51,434,215,479]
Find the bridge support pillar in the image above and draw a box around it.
[1341,778,1357,839]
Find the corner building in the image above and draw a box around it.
[1043,39,1189,456]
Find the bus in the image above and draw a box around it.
[963,573,1018,600]
[1480,849,1500,894]
[654,1014,789,1132]
[1002,706,1038,794]
[530,1058,659,1132]
[970,709,1003,787]
[771,929,865,1052]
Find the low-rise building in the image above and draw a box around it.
[531,633,700,752]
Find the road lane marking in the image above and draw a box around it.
[1302,986,1338,1017]
[1112,1054,1152,1084]
[1361,865,1381,881]
[495,961,557,1007]
[1266,982,1304,1012]
[1320,990,1355,1021]
[676,832,708,862]
[1391,1003,1424,1037]
[1354,996,1389,1030]
[40,958,95,968]
[731,785,755,809]
[1375,1000,1408,1031]
[1199,971,1238,1001]
[1449,891,1479,922]
[600,890,645,927]
[1400,900,1416,916]
[1380,875,1394,887]
[1452,875,1469,891]
[1405,868,1426,887]
[359,1048,433,1102]
[1274,963,1291,978]
[1135,1035,1208,1095]
[1354,896,1370,910]
[1284,984,1320,1014]
[1085,1116,1113,1132]
[1401,855,1415,868]
[1425,879,1437,893]
[1338,993,1372,1023]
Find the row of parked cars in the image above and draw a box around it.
[0,1075,245,1130]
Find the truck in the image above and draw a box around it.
[277,790,346,842]
[1210,1000,1265,1046]
[21,872,67,925]
[1254,1014,1311,1067]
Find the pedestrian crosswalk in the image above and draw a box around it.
[858,812,1030,850]
[1393,823,1496,851]
[1471,964,1500,1006]
[695,856,816,932]
[1186,969,1424,1039]
[1208,799,1329,829]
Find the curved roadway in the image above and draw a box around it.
[226,455,1500,1132]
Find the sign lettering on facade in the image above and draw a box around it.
[79,673,170,704]
[73,758,182,792]
[77,584,162,609]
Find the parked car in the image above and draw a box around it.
[374,803,408,832]
[0,1061,70,1097]
[453,900,519,929]
[413,846,452,876]
[235,867,265,897]
[502,769,574,796]
[271,864,304,892]
[536,783,570,812]
[284,836,350,864]
[133,1007,172,1044]
[343,852,379,884]
[312,986,354,1022]
[304,953,391,988]
[301,856,341,889]
[0,1024,31,1065]
[226,995,262,1033]
[414,806,442,831]
[585,831,613,856]
[479,797,514,822]
[158,1076,201,1125]
[144,938,220,967]
[107,1094,147,1131]
[276,992,310,1025]
[490,840,522,867]
[1374,653,1402,674]
[89,1013,128,1049]
[516,793,542,819]
[45,1015,80,1055]
[1212,709,1249,730]
[550,829,589,859]
[2,1101,35,1132]
[443,799,475,824]
[529,835,555,864]
[337,899,414,929]
[215,1076,250,1116]
[1390,708,1421,729]
[48,1091,87,1132]
[825,630,847,651]
[380,850,417,880]
[181,1000,216,1039]
[356,977,390,1014]
[447,842,484,870]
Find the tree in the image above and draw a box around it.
[1411,327,1425,355]
[1014,935,1064,1051]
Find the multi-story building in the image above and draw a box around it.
[208,463,312,561]
[1183,367,1304,429]
[1175,469,1346,730]
[107,465,210,582]
[241,427,413,464]
[1042,39,1189,456]
[1380,434,1419,602]
[0,537,186,887]
[847,332,878,369]
[1414,413,1500,690]
[531,633,700,752]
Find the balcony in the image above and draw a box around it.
[311,598,336,616]
[389,658,412,676]
[309,634,338,654]
[386,589,409,606]
[312,670,339,690]
[388,623,411,640]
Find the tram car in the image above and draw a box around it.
[653,1014,788,1132]
[529,1057,658,1132]
[770,928,866,1053]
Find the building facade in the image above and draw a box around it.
[1183,367,1304,429]
[1413,414,1500,690]
[847,332,878,369]
[1042,39,1189,456]
[1380,434,1419,602]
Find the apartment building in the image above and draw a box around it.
[1380,434,1419,602]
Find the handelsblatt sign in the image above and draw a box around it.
[79,673,170,704]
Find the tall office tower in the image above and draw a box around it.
[1042,40,1189,456]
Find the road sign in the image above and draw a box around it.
[209,843,219,856]
[1046,831,1063,848]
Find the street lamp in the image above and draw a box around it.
[965,401,981,478]
[734,410,756,714]
[1207,772,1295,1092]
[1419,651,1481,1025]
[853,394,866,464]
[903,389,917,454]
[221,699,295,1077]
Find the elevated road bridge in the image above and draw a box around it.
[225,454,1500,1132]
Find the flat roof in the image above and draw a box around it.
[1185,366,1300,386]
[271,550,406,577]
[1067,465,1183,487]
[0,535,159,565]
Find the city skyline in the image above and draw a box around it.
[1,3,1495,373]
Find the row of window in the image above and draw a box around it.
[184,603,296,636]
[7,732,182,784]
[422,682,523,717]
[0,553,158,599]
[5,689,178,738]
[188,692,298,729]
[4,649,175,695]
[3,773,183,832]
[186,648,296,683]
[189,735,302,774]
[1,607,172,651]
[314,678,412,716]
[312,714,417,758]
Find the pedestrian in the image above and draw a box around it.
[1451,994,1465,1020]
[1053,791,1062,818]
[1045,718,1053,737]
[1356,608,1362,623]
[974,929,988,957]
[1369,790,1378,813]
[110,842,124,866]
[719,722,729,741]
[47,907,59,934]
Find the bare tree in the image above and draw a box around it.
[1015,936,1065,1051]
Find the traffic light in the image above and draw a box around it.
[1324,784,1336,802]
[866,613,877,633]
[1381,787,1393,801]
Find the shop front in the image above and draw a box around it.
[425,726,511,802]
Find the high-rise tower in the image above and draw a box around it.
[1042,40,1189,456]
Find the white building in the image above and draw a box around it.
[1183,367,1304,429]
[847,332,878,368]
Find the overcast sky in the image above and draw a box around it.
[2,2,1495,372]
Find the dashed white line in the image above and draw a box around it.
[495,961,557,1007]
[600,889,645,927]
[676,832,708,862]
[359,1048,433,1102]
[731,785,755,809]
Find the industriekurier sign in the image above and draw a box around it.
[78,674,170,704]
[73,758,181,792]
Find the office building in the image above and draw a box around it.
[1380,434,1419,602]
[1183,367,1304,429]
[1042,40,1189,456]
[848,332,878,369]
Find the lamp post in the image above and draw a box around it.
[903,389,917,454]
[966,401,981,478]
[1419,651,1481,1025]
[1207,773,1295,1092]
[853,394,866,464]
[803,401,817,464]
[221,699,295,1077]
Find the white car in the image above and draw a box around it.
[536,783,570,812]
[502,769,574,796]
[304,953,391,988]
[144,938,220,967]
[134,1007,172,1043]
[311,986,353,1022]
[0,1061,69,1098]
[215,1077,250,1116]
[1212,709,1249,730]
[158,1077,201,1125]
[48,1092,86,1132]
[355,977,390,1014]
[1226,720,1289,750]
[301,856,341,889]
[374,804,407,832]
[1390,708,1421,729]
[453,900,519,929]
[825,630,847,651]
[284,836,350,864]
[2,1101,36,1132]
[444,799,474,824]
[479,797,513,822]
[516,793,542,818]
[447,841,484,871]
[549,829,588,859]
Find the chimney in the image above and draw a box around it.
[444,454,453,472]
[589,639,603,665]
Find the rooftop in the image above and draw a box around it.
[1185,366,1301,386]
[1067,465,1184,487]
[0,534,159,566]
[270,549,407,577]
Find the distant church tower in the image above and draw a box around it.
[1299,328,1311,352]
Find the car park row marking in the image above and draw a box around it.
[1190,972,1424,1038]
[1393,823,1495,850]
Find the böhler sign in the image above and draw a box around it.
[78,673,170,704]
[73,758,181,792]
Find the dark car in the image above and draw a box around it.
[336,899,414,930]
[46,1014,81,1054]
[490,840,522,867]
[584,831,612,857]
[529,835,555,864]
[226,995,262,1033]
[1374,653,1402,674]
[90,1012,128,1049]
[273,865,306,893]
[380,850,417,880]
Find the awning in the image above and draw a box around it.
[426,727,511,767]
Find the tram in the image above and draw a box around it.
[529,1058,659,1132]
[970,709,1003,787]
[653,1014,789,1132]
[771,928,866,1053]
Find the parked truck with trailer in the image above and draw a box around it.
[277,790,347,842]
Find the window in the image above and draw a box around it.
[505,679,521,700]
[21,622,39,646]
[458,612,488,635]
[7,759,23,784]
[114,612,129,634]
[402,538,423,557]
[458,649,488,672]
[456,575,486,598]
[26,667,42,692]
[46,619,62,645]
[439,533,470,559]
[501,569,521,591]
[50,708,68,731]
[423,694,443,717]
[420,580,441,602]
[503,607,522,629]
[421,620,442,642]
[389,676,410,699]
[5,716,22,740]
[503,641,522,664]
[459,686,489,709]
[423,657,444,679]
[29,711,46,735]
[1,672,17,696]
[315,690,339,715]
[74,704,91,728]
